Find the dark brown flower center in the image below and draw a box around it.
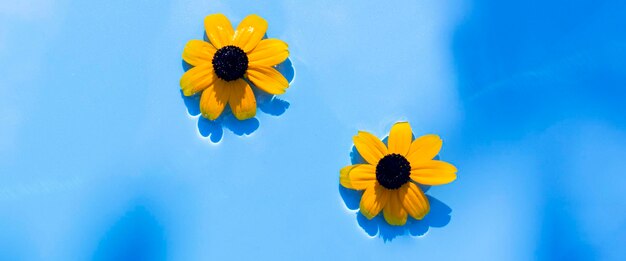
[376,153,411,190]
[212,45,248,81]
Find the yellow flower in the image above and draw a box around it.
[340,122,457,226]
[180,14,290,120]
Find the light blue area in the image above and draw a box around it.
[2,0,626,260]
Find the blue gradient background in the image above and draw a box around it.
[2,0,626,260]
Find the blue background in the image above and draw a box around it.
[2,0,626,260]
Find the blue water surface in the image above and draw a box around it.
[2,0,626,260]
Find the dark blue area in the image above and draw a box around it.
[92,206,166,261]
[453,0,626,142]
[453,0,626,258]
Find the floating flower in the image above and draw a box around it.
[340,122,457,226]
[181,14,290,120]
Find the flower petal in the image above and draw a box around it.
[204,14,234,49]
[232,14,268,53]
[182,40,217,67]
[248,39,289,67]
[199,80,231,120]
[180,63,216,96]
[383,191,408,226]
[353,131,388,165]
[339,165,357,189]
[360,184,389,219]
[246,66,289,95]
[339,164,376,190]
[228,80,257,120]
[387,122,413,156]
[399,183,430,220]
[405,134,442,165]
[410,160,457,185]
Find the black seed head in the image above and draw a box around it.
[212,45,248,81]
[376,153,411,190]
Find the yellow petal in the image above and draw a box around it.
[228,80,257,120]
[399,183,430,220]
[199,80,231,120]
[246,66,289,95]
[405,134,442,165]
[182,40,217,67]
[383,191,408,226]
[339,164,376,190]
[387,122,413,156]
[410,160,457,185]
[232,14,268,53]
[360,184,389,219]
[248,39,289,67]
[353,131,388,165]
[339,165,357,189]
[204,14,234,49]
[180,63,216,96]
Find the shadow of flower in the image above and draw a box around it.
[354,193,451,242]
